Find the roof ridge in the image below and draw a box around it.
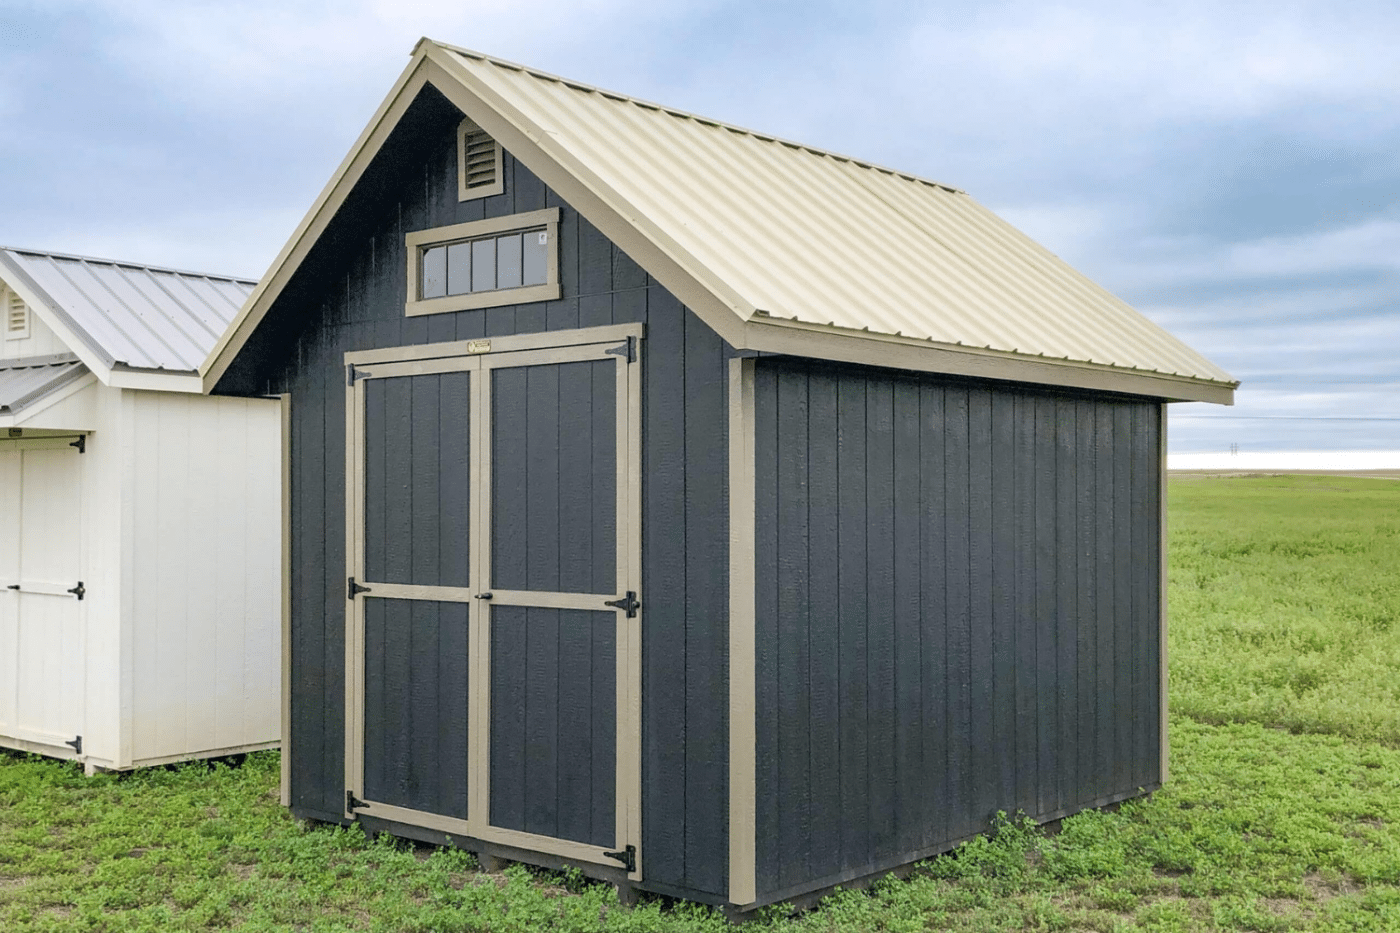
[427,39,966,196]
[0,246,256,286]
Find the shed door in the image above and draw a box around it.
[345,329,641,877]
[0,438,85,753]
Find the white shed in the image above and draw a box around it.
[0,247,280,773]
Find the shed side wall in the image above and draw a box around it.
[268,93,729,898]
[752,359,1161,899]
[126,391,282,763]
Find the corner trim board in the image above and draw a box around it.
[727,356,757,906]
[1159,401,1169,784]
[279,392,292,807]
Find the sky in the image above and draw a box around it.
[1,0,1396,453]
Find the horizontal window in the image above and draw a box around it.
[404,208,560,317]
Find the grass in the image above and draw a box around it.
[3,473,1400,930]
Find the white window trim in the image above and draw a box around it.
[457,117,504,202]
[404,208,562,317]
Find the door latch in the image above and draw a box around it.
[603,844,636,873]
[604,591,640,618]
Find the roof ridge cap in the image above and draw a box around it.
[425,39,966,195]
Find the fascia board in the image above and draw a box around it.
[202,52,438,392]
[741,318,1237,405]
[0,252,117,384]
[109,368,204,393]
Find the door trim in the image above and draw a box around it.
[343,324,643,878]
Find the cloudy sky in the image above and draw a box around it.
[1,0,1396,452]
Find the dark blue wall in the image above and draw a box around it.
[752,358,1162,901]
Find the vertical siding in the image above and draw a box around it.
[262,97,727,897]
[753,359,1161,899]
[127,391,282,763]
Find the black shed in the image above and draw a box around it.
[206,40,1237,911]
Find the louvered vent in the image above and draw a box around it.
[459,119,502,200]
[4,288,27,337]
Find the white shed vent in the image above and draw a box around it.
[4,287,28,340]
[458,118,504,201]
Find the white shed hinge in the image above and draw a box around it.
[69,435,85,454]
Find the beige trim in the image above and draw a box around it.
[739,319,1236,405]
[624,333,643,879]
[106,369,203,394]
[457,117,504,202]
[467,362,488,830]
[483,589,612,609]
[1159,402,1169,785]
[354,356,483,381]
[279,393,292,807]
[356,582,477,602]
[727,357,757,906]
[346,323,642,367]
[404,209,561,318]
[344,375,363,818]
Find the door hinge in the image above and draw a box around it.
[67,581,85,601]
[65,735,82,755]
[604,591,640,618]
[348,577,371,600]
[347,363,370,386]
[605,336,637,363]
[346,790,364,813]
[603,844,636,873]
[69,435,86,454]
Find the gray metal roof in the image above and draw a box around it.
[0,354,88,415]
[0,248,255,373]
[436,43,1235,388]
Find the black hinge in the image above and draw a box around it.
[605,336,637,363]
[603,844,636,873]
[347,363,370,386]
[346,790,364,812]
[69,435,86,454]
[67,581,85,601]
[65,735,82,755]
[348,577,371,600]
[604,591,640,618]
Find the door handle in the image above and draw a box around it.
[474,592,493,600]
[67,582,85,601]
[5,585,17,591]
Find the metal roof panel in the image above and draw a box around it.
[0,355,87,414]
[441,45,1235,387]
[0,248,255,373]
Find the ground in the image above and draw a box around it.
[2,473,1400,931]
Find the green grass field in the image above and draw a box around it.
[4,473,1400,931]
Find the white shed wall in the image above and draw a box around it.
[126,390,281,764]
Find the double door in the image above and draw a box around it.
[0,437,85,754]
[344,326,641,877]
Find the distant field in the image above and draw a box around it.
[2,474,1400,931]
[1169,474,1400,746]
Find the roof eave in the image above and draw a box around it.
[742,317,1237,404]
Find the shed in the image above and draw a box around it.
[0,248,281,773]
[205,40,1237,911]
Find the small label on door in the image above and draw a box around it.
[467,339,492,354]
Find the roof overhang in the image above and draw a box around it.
[0,358,99,430]
[204,40,1237,405]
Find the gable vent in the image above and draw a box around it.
[4,287,27,339]
[458,119,503,201]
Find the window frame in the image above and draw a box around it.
[457,118,504,202]
[404,208,561,317]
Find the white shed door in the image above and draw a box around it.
[0,439,85,752]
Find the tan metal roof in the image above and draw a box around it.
[436,44,1234,390]
[0,354,87,415]
[0,247,254,373]
[204,40,1235,402]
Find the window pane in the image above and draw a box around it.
[447,242,472,296]
[497,233,523,290]
[422,246,447,299]
[523,229,548,286]
[471,238,496,292]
